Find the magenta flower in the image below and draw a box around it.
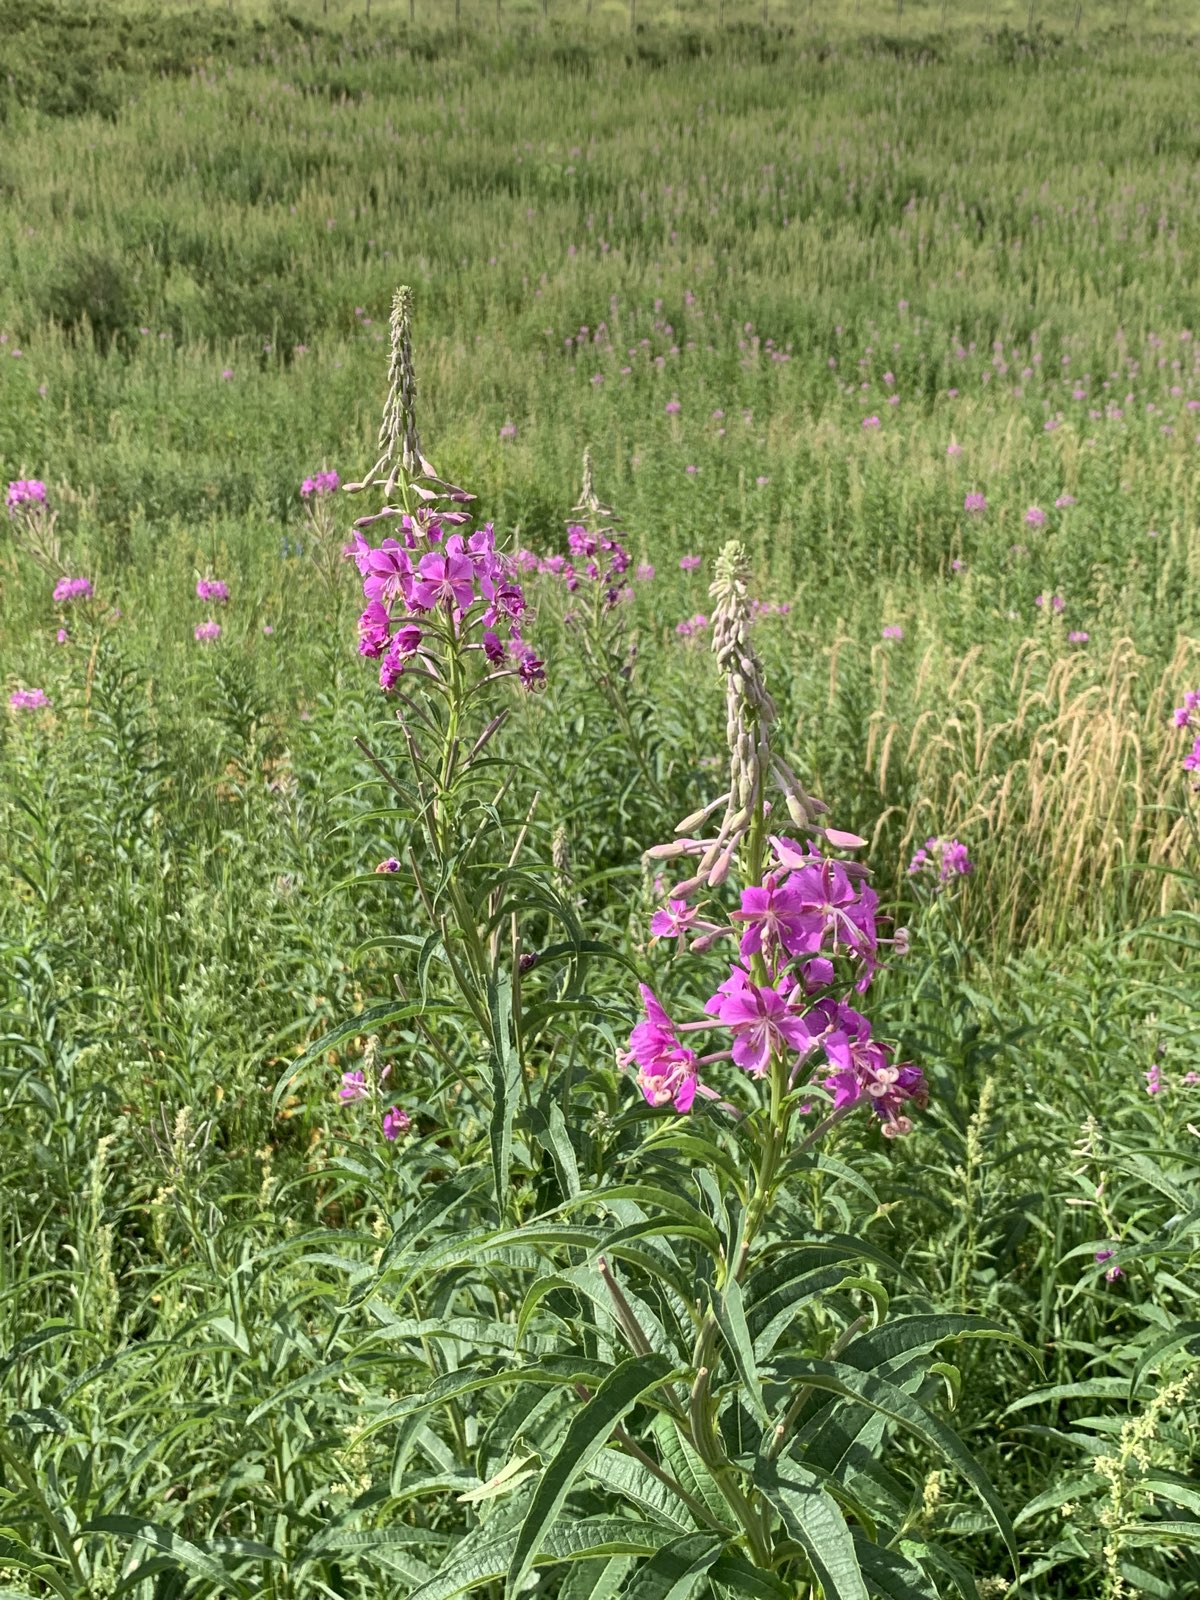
[881,625,903,641]
[196,578,229,603]
[909,836,973,883]
[53,576,93,604]
[194,620,221,643]
[707,969,814,1077]
[1025,506,1046,528]
[1068,630,1089,644]
[665,398,681,415]
[1055,494,1076,508]
[623,985,701,1112]
[1094,1248,1123,1282]
[679,554,702,572]
[410,550,475,611]
[499,422,518,441]
[862,415,881,430]
[946,441,962,458]
[339,1070,369,1102]
[9,688,49,711]
[963,493,987,515]
[361,542,413,607]
[379,626,423,691]
[55,628,69,645]
[6,479,47,512]
[382,1106,411,1140]
[301,469,340,498]
[820,1007,927,1137]
[650,900,699,942]
[637,562,655,581]
[1145,1064,1164,1095]
[357,600,393,658]
[729,874,809,964]
[516,649,546,689]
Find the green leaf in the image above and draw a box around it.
[853,1537,939,1600]
[754,1458,868,1600]
[487,971,522,1212]
[350,1356,611,1444]
[774,1358,1017,1565]
[507,1353,678,1595]
[621,1533,724,1599]
[712,1276,768,1425]
[1130,1322,1200,1399]
[82,1516,246,1594]
[560,1556,637,1600]
[708,1550,792,1599]
[407,1519,678,1600]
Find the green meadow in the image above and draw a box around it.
[1,4,1198,1596]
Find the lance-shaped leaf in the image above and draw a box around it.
[507,1353,678,1594]
[487,971,522,1210]
[82,1517,255,1594]
[408,1518,679,1600]
[621,1532,725,1599]
[773,1357,1017,1566]
[753,1459,868,1600]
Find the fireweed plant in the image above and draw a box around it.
[282,289,1020,1600]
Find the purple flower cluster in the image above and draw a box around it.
[675,613,709,639]
[348,514,544,693]
[194,620,222,643]
[53,577,93,604]
[9,687,50,711]
[626,837,925,1138]
[560,523,631,601]
[963,492,988,515]
[339,1066,411,1142]
[301,470,340,499]
[6,479,46,513]
[1035,593,1066,613]
[1174,689,1200,774]
[881,624,904,641]
[196,578,229,604]
[908,836,974,883]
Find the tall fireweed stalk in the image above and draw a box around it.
[326,285,564,1206]
[291,291,1016,1600]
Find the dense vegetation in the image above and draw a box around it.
[1,4,1198,1597]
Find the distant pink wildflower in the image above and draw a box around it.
[9,688,49,711]
[53,576,92,604]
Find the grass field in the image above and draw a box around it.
[1,4,1199,1597]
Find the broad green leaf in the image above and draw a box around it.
[1130,1322,1200,1399]
[560,1556,637,1600]
[773,1358,1016,1564]
[351,1356,611,1444]
[507,1353,678,1594]
[584,1444,695,1530]
[712,1276,768,1424]
[82,1516,246,1594]
[407,1518,678,1600]
[852,1536,939,1600]
[754,1458,869,1600]
[487,970,522,1211]
[621,1532,724,1599]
